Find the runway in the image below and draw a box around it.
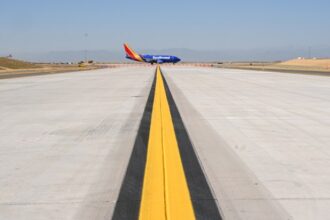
[0,68,154,219]
[1,66,330,219]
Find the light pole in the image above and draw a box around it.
[84,33,88,62]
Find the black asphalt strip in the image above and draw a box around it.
[161,70,223,220]
[112,68,222,219]
[112,74,156,220]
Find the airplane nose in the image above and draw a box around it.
[176,57,181,62]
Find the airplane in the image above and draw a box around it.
[124,43,181,64]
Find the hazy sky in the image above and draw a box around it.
[1,0,330,54]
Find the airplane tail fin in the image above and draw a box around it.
[124,43,144,62]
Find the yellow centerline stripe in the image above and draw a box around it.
[139,66,195,220]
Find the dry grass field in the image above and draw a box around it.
[0,57,100,79]
[0,57,39,69]
[215,58,330,75]
[278,58,330,70]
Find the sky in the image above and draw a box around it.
[1,0,330,60]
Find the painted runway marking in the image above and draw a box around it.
[112,66,222,220]
[139,66,195,219]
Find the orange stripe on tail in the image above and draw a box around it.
[124,43,144,62]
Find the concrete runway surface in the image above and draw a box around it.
[1,66,330,219]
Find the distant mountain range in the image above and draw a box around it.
[4,47,330,63]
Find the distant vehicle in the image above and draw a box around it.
[124,43,181,64]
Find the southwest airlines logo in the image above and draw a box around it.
[152,56,171,60]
